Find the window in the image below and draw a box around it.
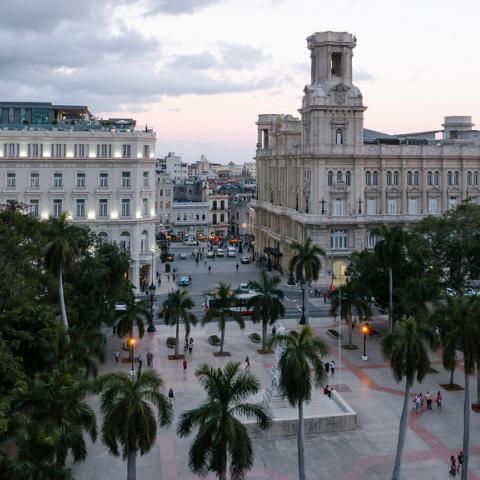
[346,171,351,186]
[372,171,378,185]
[119,232,131,252]
[331,53,342,76]
[449,196,458,209]
[447,171,453,185]
[387,198,398,214]
[220,213,225,222]
[143,198,149,216]
[428,197,439,214]
[121,171,131,188]
[121,199,130,217]
[53,199,62,218]
[328,171,333,186]
[30,143,41,157]
[143,145,150,158]
[74,144,87,158]
[414,171,419,185]
[434,171,440,185]
[334,198,345,216]
[7,143,19,157]
[99,172,108,188]
[365,171,371,185]
[212,200,217,210]
[427,171,433,185]
[99,199,108,217]
[393,171,400,186]
[367,197,377,215]
[330,230,348,249]
[183,213,187,221]
[31,108,48,124]
[386,171,392,186]
[165,189,170,196]
[52,144,65,158]
[122,144,131,157]
[76,199,85,218]
[201,213,206,220]
[143,171,149,187]
[221,200,225,210]
[408,197,419,215]
[475,171,479,185]
[454,171,459,185]
[407,171,413,186]
[6,172,16,188]
[76,172,86,188]
[29,199,39,217]
[97,144,112,158]
[335,129,343,145]
[367,232,377,248]
[468,172,473,185]
[53,172,63,188]
[30,172,39,188]
[140,231,148,254]
[176,213,181,221]
[213,213,217,225]
[337,171,342,182]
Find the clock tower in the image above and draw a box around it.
[300,31,366,153]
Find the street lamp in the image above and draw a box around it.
[128,337,136,376]
[148,245,158,332]
[361,325,369,361]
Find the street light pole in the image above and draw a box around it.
[148,245,157,332]
[361,325,369,361]
[128,337,136,377]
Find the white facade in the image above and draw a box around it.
[156,172,173,230]
[171,201,209,237]
[243,161,257,178]
[208,193,229,236]
[254,31,480,285]
[0,122,157,291]
[164,152,188,180]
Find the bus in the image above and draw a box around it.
[204,290,256,316]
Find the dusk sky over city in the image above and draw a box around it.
[1,0,478,163]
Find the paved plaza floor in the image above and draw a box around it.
[72,312,480,480]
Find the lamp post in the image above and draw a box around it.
[361,325,369,360]
[128,337,136,377]
[300,278,306,325]
[148,245,158,332]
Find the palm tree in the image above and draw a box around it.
[381,316,437,480]
[330,279,371,348]
[247,271,285,352]
[160,289,197,358]
[373,225,405,332]
[270,325,328,480]
[43,212,78,343]
[433,294,480,480]
[289,238,325,325]
[202,282,245,355]
[96,370,172,480]
[177,362,272,480]
[115,291,151,340]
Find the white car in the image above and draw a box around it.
[115,302,127,311]
[179,252,187,259]
[216,248,225,257]
[206,250,215,258]
[227,247,237,257]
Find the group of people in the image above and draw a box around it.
[449,451,463,477]
[413,390,442,413]
[325,360,336,376]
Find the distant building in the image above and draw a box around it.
[0,101,156,291]
[243,161,256,178]
[208,193,229,236]
[156,172,173,231]
[170,201,209,238]
[163,152,188,180]
[230,192,254,236]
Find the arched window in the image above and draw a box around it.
[365,171,371,185]
[220,200,225,210]
[212,200,217,210]
[475,171,479,185]
[414,171,419,185]
[119,231,131,252]
[386,171,392,186]
[454,171,459,185]
[434,171,440,185]
[427,171,433,185]
[328,171,333,186]
[393,171,400,186]
[337,171,343,182]
[467,171,472,185]
[140,230,148,254]
[447,171,453,185]
[407,171,413,186]
[270,191,273,203]
[373,171,378,186]
[335,129,343,145]
[346,171,351,186]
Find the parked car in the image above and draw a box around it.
[115,302,127,311]
[216,248,225,257]
[240,256,250,264]
[227,247,237,258]
[184,239,198,246]
[178,276,190,286]
[165,252,175,261]
[179,252,187,260]
[206,250,215,258]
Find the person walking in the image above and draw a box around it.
[184,335,189,353]
[188,337,194,354]
[245,355,250,372]
[414,394,421,414]
[138,354,143,370]
[457,451,463,473]
[449,456,457,477]
[112,325,117,336]
[426,391,432,410]
[115,349,120,363]
[236,263,239,272]
[183,357,188,376]
[325,361,330,374]
[146,351,153,368]
[208,265,211,273]
[168,388,175,406]
[436,390,443,409]
[330,360,336,377]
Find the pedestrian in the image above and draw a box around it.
[272,325,276,337]
[426,391,432,410]
[457,451,463,473]
[323,292,327,303]
[184,336,189,353]
[414,394,421,413]
[156,271,159,279]
[323,384,332,398]
[449,456,457,477]
[325,361,330,374]
[137,364,142,376]
[146,351,152,368]
[183,357,188,376]
[330,360,335,376]
[208,265,211,273]
[196,258,199,265]
[115,349,120,363]
[236,263,239,272]
[189,337,194,354]
[419,392,425,411]
[112,324,117,336]
[245,355,250,372]
[167,273,170,282]
[138,354,143,370]
[436,390,443,409]
[168,388,175,406]
[172,273,176,282]
[158,276,161,286]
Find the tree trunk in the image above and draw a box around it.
[304,281,310,325]
[220,324,225,354]
[391,382,411,480]
[461,370,470,480]
[127,450,137,480]
[347,311,353,348]
[449,368,455,387]
[58,269,70,344]
[477,370,480,406]
[388,267,393,332]
[175,319,180,357]
[297,401,306,480]
[262,319,268,351]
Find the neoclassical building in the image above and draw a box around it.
[253,32,480,285]
[0,102,157,291]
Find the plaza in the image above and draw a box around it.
[72,255,480,479]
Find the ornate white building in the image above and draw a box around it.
[0,102,157,291]
[253,32,480,285]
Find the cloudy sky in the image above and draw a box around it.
[1,0,478,163]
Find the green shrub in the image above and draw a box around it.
[208,334,220,346]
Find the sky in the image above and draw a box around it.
[0,0,478,163]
